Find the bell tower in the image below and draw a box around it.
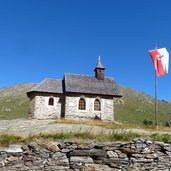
[94,56,105,80]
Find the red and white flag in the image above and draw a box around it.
[149,48,169,76]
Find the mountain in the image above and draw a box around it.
[115,86,171,125]
[0,83,36,120]
[0,83,171,125]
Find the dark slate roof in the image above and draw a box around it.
[27,79,63,96]
[95,56,105,69]
[27,74,122,97]
[64,74,122,96]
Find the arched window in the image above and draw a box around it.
[79,98,86,110]
[94,99,101,111]
[48,98,54,106]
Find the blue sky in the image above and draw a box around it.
[0,0,171,101]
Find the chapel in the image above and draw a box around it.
[27,57,122,121]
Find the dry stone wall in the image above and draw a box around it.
[1,138,171,170]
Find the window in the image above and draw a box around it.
[48,98,54,106]
[79,98,86,110]
[94,99,101,111]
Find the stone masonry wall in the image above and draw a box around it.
[1,138,171,170]
[33,94,64,119]
[65,94,114,121]
[28,96,35,119]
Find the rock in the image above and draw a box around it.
[13,163,23,169]
[23,155,35,162]
[134,158,153,163]
[103,142,121,151]
[89,149,106,158]
[130,143,136,150]
[44,166,70,171]
[53,151,67,159]
[146,140,152,144]
[131,153,146,158]
[136,143,147,150]
[28,142,40,153]
[164,146,171,152]
[146,153,158,159]
[83,164,114,171]
[7,156,18,161]
[33,159,43,166]
[0,161,5,167]
[0,152,7,161]
[56,158,69,166]
[69,144,78,150]
[106,151,118,158]
[43,141,60,152]
[165,151,171,157]
[3,145,23,153]
[70,156,94,164]
[120,148,136,155]
[21,145,29,152]
[61,148,72,153]
[141,147,151,154]
[24,161,32,167]
[156,151,166,157]
[58,141,67,149]
[1,139,171,170]
[154,141,165,147]
[39,151,49,158]
[69,149,89,156]
[118,152,127,159]
[69,149,106,158]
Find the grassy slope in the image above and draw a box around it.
[115,86,171,125]
[0,83,171,126]
[0,83,35,120]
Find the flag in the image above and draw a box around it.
[149,48,169,76]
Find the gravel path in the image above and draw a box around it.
[0,119,169,137]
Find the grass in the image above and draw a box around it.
[115,86,171,126]
[1,130,171,147]
[151,133,171,142]
[50,118,144,129]
[50,118,171,133]
[0,95,29,120]
[0,134,26,147]
[0,130,142,147]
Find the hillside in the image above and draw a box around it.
[115,86,171,125]
[0,83,171,126]
[0,83,36,119]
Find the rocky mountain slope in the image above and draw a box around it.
[0,83,171,125]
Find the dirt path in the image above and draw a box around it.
[0,119,169,137]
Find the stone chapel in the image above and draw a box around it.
[27,57,122,121]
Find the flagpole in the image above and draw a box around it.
[155,71,158,129]
[155,44,159,129]
[149,45,169,129]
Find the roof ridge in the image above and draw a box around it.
[29,78,62,91]
[28,79,46,91]
[43,78,62,81]
[64,73,114,79]
[64,73,92,76]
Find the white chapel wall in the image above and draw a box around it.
[65,94,114,121]
[33,95,63,119]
